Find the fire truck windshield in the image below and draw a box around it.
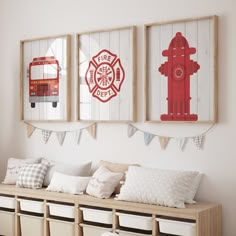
[30,64,57,80]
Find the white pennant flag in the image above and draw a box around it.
[76,130,82,145]
[192,135,204,149]
[42,130,52,144]
[56,131,67,146]
[27,124,36,138]
[128,124,137,137]
[86,123,97,139]
[178,138,187,151]
[159,136,170,150]
[144,132,154,145]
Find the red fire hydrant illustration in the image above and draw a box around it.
[158,32,200,121]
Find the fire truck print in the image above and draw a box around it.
[158,32,200,121]
[28,56,60,108]
[85,49,125,103]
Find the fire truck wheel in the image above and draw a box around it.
[31,103,35,108]
[52,102,57,108]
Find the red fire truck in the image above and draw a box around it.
[28,56,60,108]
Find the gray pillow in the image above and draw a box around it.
[43,161,92,186]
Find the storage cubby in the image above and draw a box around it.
[0,194,16,236]
[0,184,221,236]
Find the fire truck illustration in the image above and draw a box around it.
[85,49,125,103]
[28,56,60,108]
[158,32,200,121]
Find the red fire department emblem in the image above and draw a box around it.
[85,49,125,103]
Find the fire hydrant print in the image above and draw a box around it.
[85,49,125,103]
[158,32,200,121]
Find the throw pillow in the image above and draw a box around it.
[16,159,50,189]
[46,171,91,195]
[43,161,92,186]
[117,166,200,208]
[2,157,42,184]
[86,166,123,199]
[185,173,203,203]
[99,160,139,194]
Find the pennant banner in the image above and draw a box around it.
[27,124,36,138]
[56,131,67,146]
[192,135,204,149]
[127,124,214,151]
[159,136,170,150]
[178,138,187,151]
[42,130,52,144]
[25,122,97,146]
[86,123,97,139]
[128,124,137,138]
[144,132,154,145]
[76,130,82,145]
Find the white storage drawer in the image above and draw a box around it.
[18,198,44,214]
[80,206,113,224]
[20,214,44,236]
[49,219,74,236]
[0,211,15,236]
[80,223,112,236]
[0,195,15,209]
[116,212,153,231]
[116,230,152,236]
[47,202,75,219]
[156,218,196,236]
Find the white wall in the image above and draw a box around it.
[0,0,235,235]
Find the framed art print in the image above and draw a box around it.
[77,26,136,122]
[20,35,71,121]
[145,16,218,123]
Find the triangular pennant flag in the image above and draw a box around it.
[86,123,97,139]
[178,138,187,151]
[42,130,52,144]
[27,124,36,138]
[192,135,204,149]
[56,131,67,146]
[76,130,82,145]
[159,136,170,150]
[144,132,154,145]
[128,124,137,138]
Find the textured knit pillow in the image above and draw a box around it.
[46,172,91,194]
[86,166,123,199]
[16,159,50,189]
[2,157,42,184]
[117,166,199,208]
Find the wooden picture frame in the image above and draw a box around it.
[20,34,71,121]
[77,26,136,122]
[144,16,218,123]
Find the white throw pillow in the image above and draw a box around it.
[185,173,202,203]
[46,172,91,195]
[86,166,123,199]
[16,159,50,189]
[2,157,42,184]
[117,166,200,208]
[43,161,92,186]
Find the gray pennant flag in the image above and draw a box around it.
[42,130,52,144]
[128,124,137,138]
[56,131,66,146]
